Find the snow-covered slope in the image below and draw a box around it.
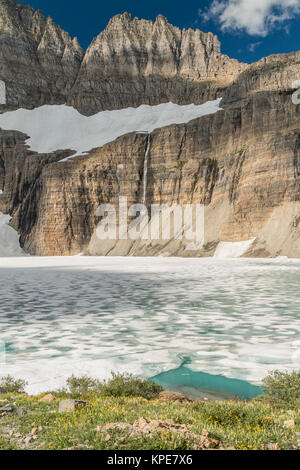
[0,212,25,257]
[0,100,222,159]
[214,239,256,259]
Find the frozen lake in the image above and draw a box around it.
[0,256,299,395]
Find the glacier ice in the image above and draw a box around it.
[0,100,222,160]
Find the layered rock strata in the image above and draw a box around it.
[0,1,300,257]
[0,90,300,257]
[0,1,245,114]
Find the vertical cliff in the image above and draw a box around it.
[68,13,246,114]
[0,0,84,112]
[0,3,246,114]
[1,89,300,257]
[0,1,300,257]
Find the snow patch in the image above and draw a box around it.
[214,238,256,259]
[0,212,26,257]
[0,100,223,160]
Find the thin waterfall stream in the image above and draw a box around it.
[142,133,151,206]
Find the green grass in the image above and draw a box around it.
[0,393,299,450]
[0,371,299,450]
[0,435,19,450]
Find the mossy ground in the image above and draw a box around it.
[0,392,299,450]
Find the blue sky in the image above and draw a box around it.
[19,0,300,63]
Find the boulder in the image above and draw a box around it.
[24,435,35,447]
[199,429,220,449]
[0,403,14,413]
[59,399,88,413]
[15,407,28,415]
[39,394,55,403]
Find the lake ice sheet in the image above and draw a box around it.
[0,256,299,394]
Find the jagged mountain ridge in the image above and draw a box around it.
[0,0,84,112]
[0,0,245,114]
[0,0,300,257]
[68,12,246,114]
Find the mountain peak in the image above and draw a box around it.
[0,1,246,115]
[155,14,169,24]
[107,12,133,26]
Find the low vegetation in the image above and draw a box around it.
[262,370,300,408]
[0,375,27,394]
[0,371,299,451]
[61,373,163,400]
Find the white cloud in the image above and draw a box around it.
[248,41,262,52]
[202,0,300,36]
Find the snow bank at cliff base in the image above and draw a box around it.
[214,238,256,259]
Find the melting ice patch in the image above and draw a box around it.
[0,100,222,159]
[214,238,256,259]
[0,212,25,257]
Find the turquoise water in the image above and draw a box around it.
[0,256,299,394]
[152,360,263,400]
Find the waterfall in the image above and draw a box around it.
[141,133,151,206]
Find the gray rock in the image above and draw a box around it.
[59,399,88,413]
[0,404,14,413]
[24,436,34,446]
[15,407,28,416]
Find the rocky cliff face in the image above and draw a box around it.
[0,1,300,257]
[68,13,246,114]
[1,89,300,257]
[0,2,245,114]
[0,0,84,112]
